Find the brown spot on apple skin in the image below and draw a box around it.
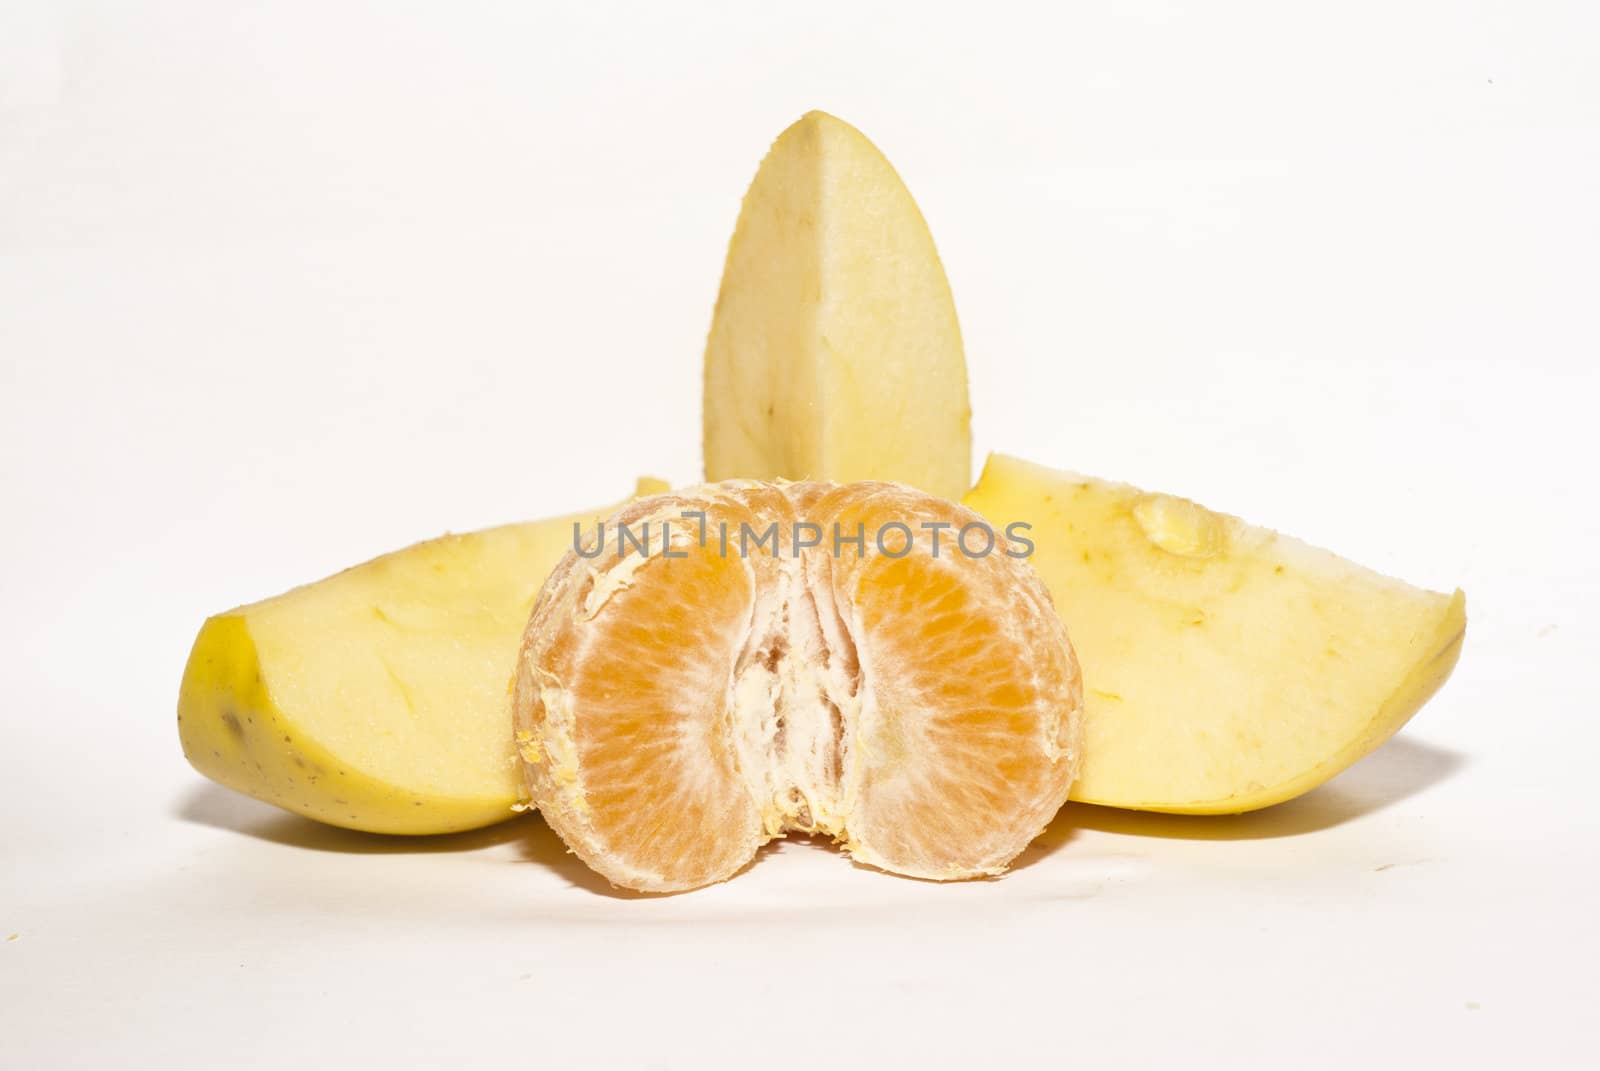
[220,710,246,743]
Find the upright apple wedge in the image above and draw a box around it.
[964,454,1465,814]
[703,111,971,501]
[178,478,668,834]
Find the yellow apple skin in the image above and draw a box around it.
[178,615,498,833]
[963,454,1465,814]
[703,111,971,502]
[177,479,668,835]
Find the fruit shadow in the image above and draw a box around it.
[175,782,536,853]
[175,734,1464,890]
[1054,734,1468,843]
[174,782,742,898]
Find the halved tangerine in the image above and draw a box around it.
[512,481,1082,892]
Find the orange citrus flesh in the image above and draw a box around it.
[512,481,1082,893]
[824,486,1082,878]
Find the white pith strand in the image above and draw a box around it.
[725,519,863,843]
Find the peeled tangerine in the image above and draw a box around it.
[963,454,1467,814]
[703,111,972,502]
[512,481,1082,893]
[178,478,667,835]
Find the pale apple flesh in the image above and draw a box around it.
[177,478,668,834]
[703,110,971,502]
[963,454,1465,814]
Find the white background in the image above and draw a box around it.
[3,2,1596,1067]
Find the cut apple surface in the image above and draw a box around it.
[703,111,971,502]
[963,454,1465,814]
[178,478,668,834]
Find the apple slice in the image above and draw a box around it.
[963,454,1465,814]
[178,478,668,834]
[703,111,971,502]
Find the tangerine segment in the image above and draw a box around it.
[513,492,772,892]
[817,485,1082,879]
[513,481,1083,893]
